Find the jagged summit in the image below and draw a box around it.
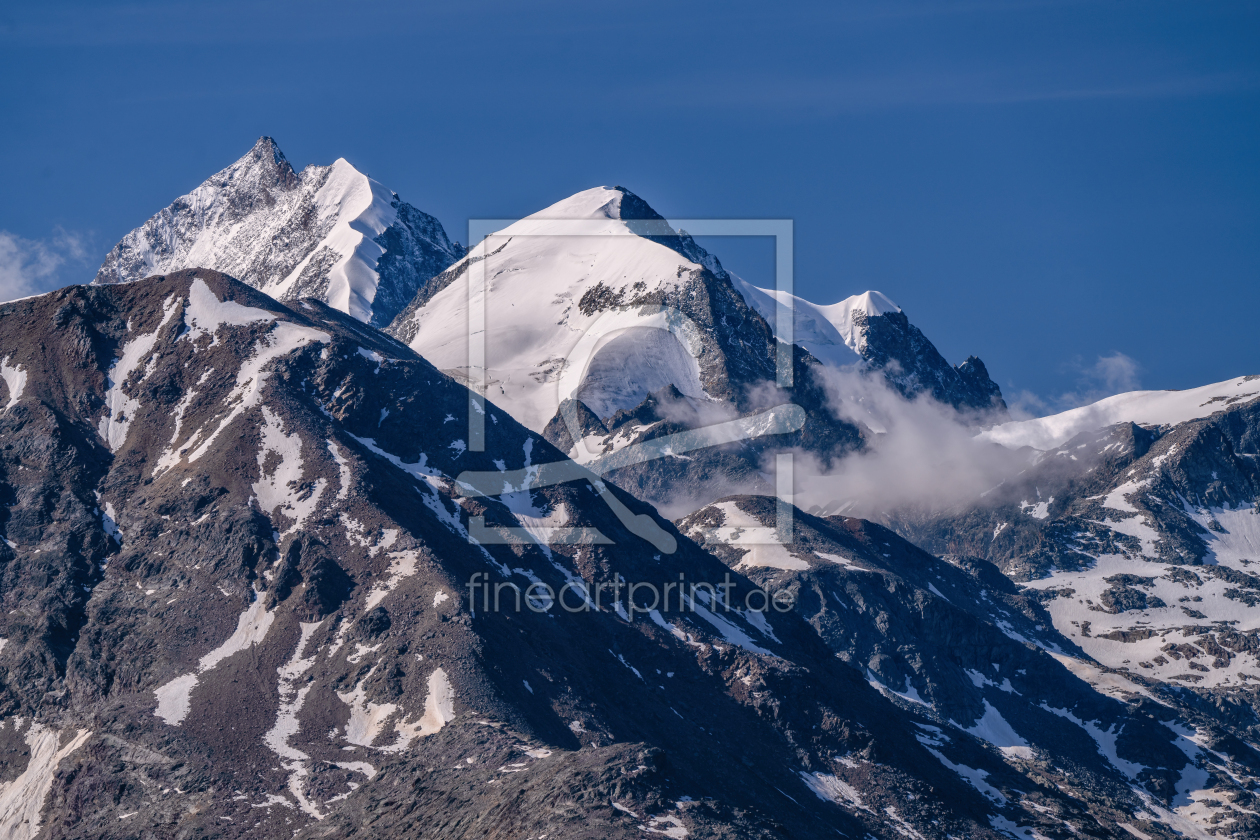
[730,279,1003,411]
[93,137,464,327]
[217,135,300,191]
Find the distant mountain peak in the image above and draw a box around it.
[93,138,463,327]
[250,134,289,165]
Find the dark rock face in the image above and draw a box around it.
[367,199,468,328]
[857,311,1007,413]
[956,356,1006,411]
[0,270,1033,839]
[91,137,464,327]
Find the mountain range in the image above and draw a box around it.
[0,137,1254,838]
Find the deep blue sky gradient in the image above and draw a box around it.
[1,0,1256,411]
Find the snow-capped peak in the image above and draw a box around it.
[94,138,463,327]
[830,290,901,318]
[392,186,717,432]
[525,186,635,222]
[817,290,901,353]
[264,157,400,322]
[467,185,689,247]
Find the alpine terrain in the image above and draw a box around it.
[385,184,1004,516]
[0,138,1255,839]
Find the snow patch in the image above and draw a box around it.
[153,587,276,725]
[0,724,92,840]
[328,440,352,500]
[262,620,325,818]
[387,668,456,750]
[951,700,1032,759]
[253,406,327,535]
[338,667,455,752]
[181,277,276,343]
[0,357,27,411]
[363,551,420,611]
[641,814,689,838]
[98,294,181,451]
[184,320,330,464]
[707,501,807,571]
[799,771,868,811]
[1039,703,1146,779]
[920,746,1006,805]
[867,670,931,708]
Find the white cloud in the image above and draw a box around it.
[1004,352,1143,420]
[791,365,1024,520]
[1049,352,1142,411]
[1088,351,1141,394]
[0,229,90,303]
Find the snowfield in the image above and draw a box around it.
[983,375,1260,451]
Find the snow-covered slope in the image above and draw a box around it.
[389,187,747,432]
[93,137,464,326]
[731,280,898,366]
[982,374,1260,451]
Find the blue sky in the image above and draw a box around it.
[1,0,1256,412]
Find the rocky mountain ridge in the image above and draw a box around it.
[0,269,1039,839]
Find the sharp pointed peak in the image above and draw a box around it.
[609,185,668,223]
[224,136,297,187]
[246,135,288,165]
